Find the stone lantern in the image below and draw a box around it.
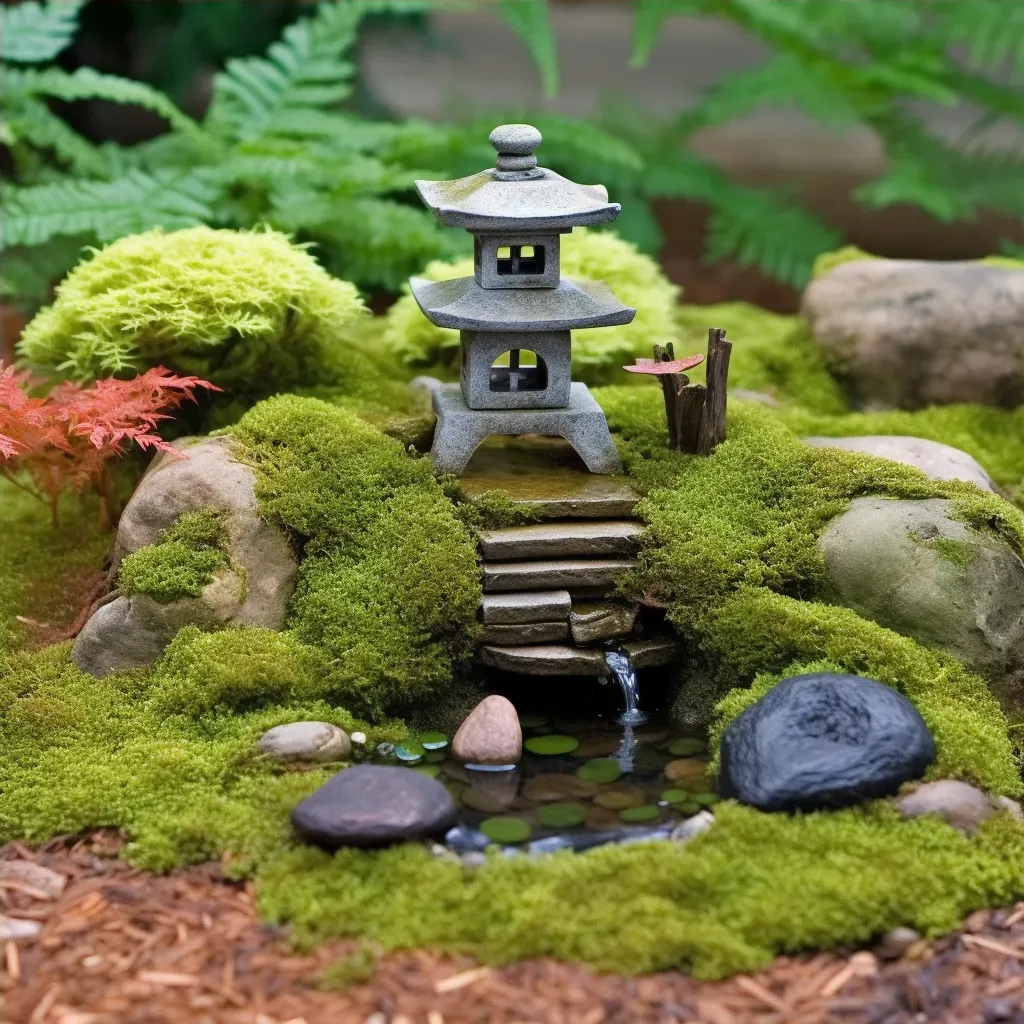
[411,123,636,475]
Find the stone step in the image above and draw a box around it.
[477,520,642,561]
[569,601,638,644]
[482,558,638,593]
[459,437,637,519]
[478,634,682,676]
[481,621,569,645]
[480,590,572,625]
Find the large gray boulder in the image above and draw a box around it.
[802,259,1024,409]
[74,436,298,676]
[804,436,996,493]
[818,497,1024,710]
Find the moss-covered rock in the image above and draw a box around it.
[231,394,481,718]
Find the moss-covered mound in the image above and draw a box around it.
[232,394,481,719]
[382,228,682,384]
[15,227,405,413]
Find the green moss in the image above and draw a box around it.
[610,401,1020,794]
[0,480,113,656]
[450,487,544,530]
[258,801,1024,979]
[15,227,388,408]
[318,942,381,991]
[920,536,977,568]
[118,509,230,602]
[382,228,682,385]
[812,245,1024,281]
[231,394,481,718]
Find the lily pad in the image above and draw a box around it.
[693,792,719,806]
[660,788,688,804]
[619,804,661,823]
[524,735,579,756]
[420,732,449,750]
[410,764,441,778]
[677,800,702,815]
[395,740,425,762]
[518,714,548,729]
[424,750,447,763]
[667,737,706,757]
[575,758,622,784]
[480,817,532,844]
[538,802,586,828]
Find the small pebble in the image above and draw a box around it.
[444,825,491,854]
[876,926,922,960]
[963,908,991,933]
[0,917,42,942]
[670,810,715,844]
[351,731,367,745]
[460,852,487,869]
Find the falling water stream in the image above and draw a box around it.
[603,646,645,773]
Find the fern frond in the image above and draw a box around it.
[3,96,107,175]
[496,0,559,97]
[0,236,89,306]
[205,1,364,143]
[0,0,83,64]
[939,0,1024,80]
[630,0,712,68]
[705,184,842,288]
[5,66,205,138]
[2,170,221,247]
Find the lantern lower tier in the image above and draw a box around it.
[430,383,622,476]
[410,275,636,333]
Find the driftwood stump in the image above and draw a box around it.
[643,328,732,455]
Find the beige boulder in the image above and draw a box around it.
[452,695,522,765]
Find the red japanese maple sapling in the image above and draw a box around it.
[0,365,220,528]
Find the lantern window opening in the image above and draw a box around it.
[497,244,546,276]
[489,349,548,392]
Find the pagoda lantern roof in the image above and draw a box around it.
[415,124,621,231]
[410,275,636,332]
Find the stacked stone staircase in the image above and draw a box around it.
[462,439,681,675]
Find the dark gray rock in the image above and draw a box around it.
[291,765,456,849]
[719,673,936,812]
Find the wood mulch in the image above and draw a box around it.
[3,833,1024,1024]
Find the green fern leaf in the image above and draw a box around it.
[206,1,365,143]
[705,184,842,288]
[3,96,107,175]
[6,66,205,138]
[496,0,559,98]
[0,0,83,64]
[0,235,89,305]
[940,0,1024,80]
[630,0,710,68]
[2,170,221,247]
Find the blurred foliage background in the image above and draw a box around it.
[2,0,1024,320]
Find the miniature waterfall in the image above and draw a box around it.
[604,646,646,727]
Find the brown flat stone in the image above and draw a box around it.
[622,635,684,669]
[570,601,639,643]
[478,643,606,676]
[480,590,572,625]
[459,437,637,519]
[483,558,638,593]
[481,622,569,644]
[478,521,643,560]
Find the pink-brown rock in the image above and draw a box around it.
[452,695,522,765]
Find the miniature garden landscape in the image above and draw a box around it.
[6,2,1024,1017]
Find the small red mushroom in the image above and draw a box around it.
[623,353,705,375]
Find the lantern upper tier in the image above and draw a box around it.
[415,123,621,231]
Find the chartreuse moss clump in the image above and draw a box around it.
[15,227,402,409]
[231,394,481,719]
[600,397,1022,794]
[382,228,681,383]
[117,509,229,603]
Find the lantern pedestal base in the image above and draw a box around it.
[430,383,623,476]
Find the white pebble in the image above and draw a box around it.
[351,731,367,745]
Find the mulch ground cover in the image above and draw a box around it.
[3,833,1024,1024]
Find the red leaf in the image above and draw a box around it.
[623,354,705,375]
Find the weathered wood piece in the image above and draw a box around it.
[697,327,733,455]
